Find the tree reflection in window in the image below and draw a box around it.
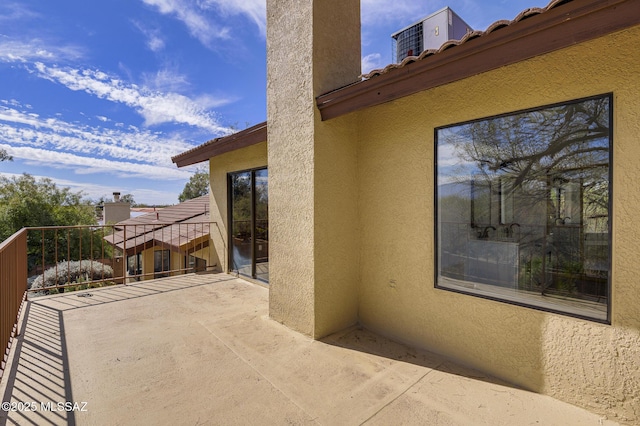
[436,94,611,321]
[229,168,269,282]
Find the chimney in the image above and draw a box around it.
[266,0,361,337]
[104,191,130,224]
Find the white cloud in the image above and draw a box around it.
[147,36,166,52]
[1,144,191,180]
[132,20,166,52]
[141,0,231,47]
[0,105,199,180]
[32,62,232,133]
[0,172,181,205]
[0,3,83,63]
[201,0,266,36]
[361,53,382,74]
[0,2,40,23]
[141,0,266,48]
[361,0,432,27]
[141,68,190,92]
[194,93,238,109]
[0,38,84,63]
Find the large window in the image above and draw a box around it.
[435,94,612,322]
[154,249,170,278]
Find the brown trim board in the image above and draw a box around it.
[172,121,267,167]
[316,0,640,121]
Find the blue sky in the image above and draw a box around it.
[0,0,548,205]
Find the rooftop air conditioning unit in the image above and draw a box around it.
[392,7,473,63]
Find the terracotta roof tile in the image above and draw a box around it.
[318,0,639,120]
[104,195,211,252]
[361,0,573,80]
[116,195,209,226]
[172,121,267,168]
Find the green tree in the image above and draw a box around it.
[0,174,96,239]
[119,193,136,206]
[178,167,209,202]
[94,193,136,206]
[0,174,101,270]
[0,148,12,162]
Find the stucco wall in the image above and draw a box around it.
[267,0,361,337]
[209,141,268,273]
[142,248,154,280]
[138,247,176,280]
[190,245,212,270]
[135,245,211,281]
[355,26,640,421]
[267,0,315,334]
[103,202,130,225]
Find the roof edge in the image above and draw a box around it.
[172,121,268,168]
[317,0,640,121]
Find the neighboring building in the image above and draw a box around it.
[392,6,473,62]
[172,0,640,421]
[104,195,214,281]
[102,192,131,224]
[130,207,161,217]
[173,122,269,284]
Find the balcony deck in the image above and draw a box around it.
[1,273,615,425]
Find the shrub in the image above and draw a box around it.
[30,260,113,295]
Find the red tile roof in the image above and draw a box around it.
[171,0,640,160]
[104,195,211,254]
[361,0,571,80]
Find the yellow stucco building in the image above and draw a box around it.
[105,195,213,281]
[173,0,640,421]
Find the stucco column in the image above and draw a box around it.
[266,0,361,337]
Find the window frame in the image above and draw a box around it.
[153,249,170,278]
[227,166,269,283]
[434,93,613,323]
[127,252,142,281]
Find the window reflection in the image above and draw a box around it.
[229,168,268,283]
[254,169,269,282]
[230,171,252,276]
[436,94,611,321]
[154,249,170,278]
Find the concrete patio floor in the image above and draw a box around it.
[1,273,617,425]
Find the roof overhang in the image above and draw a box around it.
[119,235,210,257]
[316,0,640,121]
[172,121,267,168]
[105,223,210,256]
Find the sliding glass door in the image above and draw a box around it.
[254,169,269,282]
[229,167,268,283]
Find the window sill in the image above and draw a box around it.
[437,276,608,322]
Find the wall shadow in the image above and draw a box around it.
[0,273,236,425]
[321,325,521,390]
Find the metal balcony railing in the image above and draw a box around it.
[0,229,27,378]
[0,221,222,379]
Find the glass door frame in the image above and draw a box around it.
[227,166,268,283]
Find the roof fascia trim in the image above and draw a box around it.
[172,121,268,167]
[316,0,640,120]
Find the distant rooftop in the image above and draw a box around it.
[104,195,210,254]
